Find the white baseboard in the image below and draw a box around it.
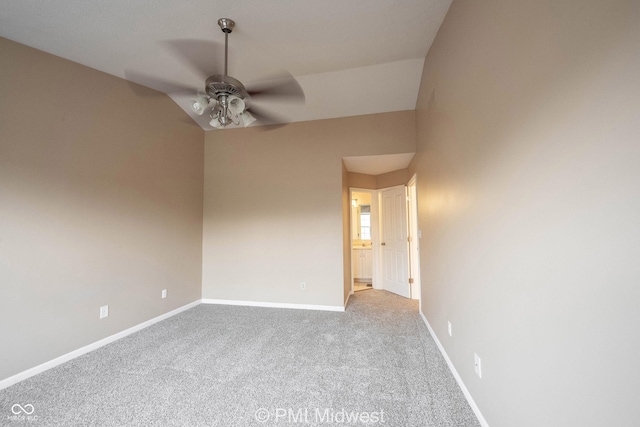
[0,300,201,391]
[419,311,489,427]
[202,298,345,312]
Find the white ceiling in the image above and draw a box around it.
[0,0,452,130]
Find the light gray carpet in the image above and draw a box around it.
[0,290,480,426]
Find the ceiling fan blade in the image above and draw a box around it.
[246,72,305,104]
[124,70,196,96]
[162,39,223,81]
[247,105,289,130]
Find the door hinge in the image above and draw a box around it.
[409,278,414,284]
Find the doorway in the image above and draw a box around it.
[349,183,421,301]
[350,189,377,293]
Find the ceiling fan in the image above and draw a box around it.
[126,18,304,129]
[180,18,305,129]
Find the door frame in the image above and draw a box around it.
[349,188,380,294]
[407,174,421,302]
[349,181,421,302]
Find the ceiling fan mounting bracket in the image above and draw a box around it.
[218,18,235,34]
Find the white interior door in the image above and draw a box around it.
[380,186,410,298]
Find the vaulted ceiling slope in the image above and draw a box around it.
[0,0,452,129]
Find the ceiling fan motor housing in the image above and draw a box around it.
[205,74,248,100]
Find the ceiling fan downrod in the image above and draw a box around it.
[217,18,234,76]
[203,18,247,102]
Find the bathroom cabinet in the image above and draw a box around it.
[353,248,373,280]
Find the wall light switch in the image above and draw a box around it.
[100,305,109,319]
[474,353,482,378]
[448,321,452,337]
[161,289,167,299]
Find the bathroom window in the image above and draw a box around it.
[360,206,371,240]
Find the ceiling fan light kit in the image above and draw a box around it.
[228,95,245,115]
[191,93,209,115]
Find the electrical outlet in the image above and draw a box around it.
[99,305,109,319]
[448,321,452,337]
[474,353,482,378]
[300,282,306,290]
[161,289,167,299]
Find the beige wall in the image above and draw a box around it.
[347,172,377,190]
[376,169,409,189]
[202,111,415,308]
[348,169,409,190]
[410,0,640,425]
[0,38,204,381]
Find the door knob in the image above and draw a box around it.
[381,242,386,246]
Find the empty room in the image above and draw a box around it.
[1,0,639,426]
